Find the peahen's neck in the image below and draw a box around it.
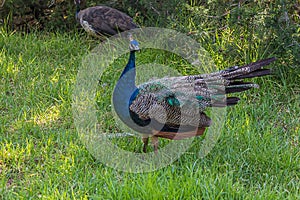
[75,5,81,19]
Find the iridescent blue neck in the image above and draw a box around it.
[120,51,136,78]
[113,51,138,121]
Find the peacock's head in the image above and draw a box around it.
[128,33,140,52]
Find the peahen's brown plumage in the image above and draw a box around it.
[112,38,276,153]
[74,0,138,37]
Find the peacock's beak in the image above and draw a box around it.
[129,39,140,52]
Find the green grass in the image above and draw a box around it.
[1,17,300,200]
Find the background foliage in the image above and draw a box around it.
[1,0,299,69]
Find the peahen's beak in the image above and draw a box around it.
[74,0,81,5]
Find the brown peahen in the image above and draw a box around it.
[74,0,138,37]
[112,37,276,153]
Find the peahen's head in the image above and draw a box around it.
[74,0,82,20]
[74,0,80,6]
[128,34,140,52]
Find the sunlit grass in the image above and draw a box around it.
[0,16,299,200]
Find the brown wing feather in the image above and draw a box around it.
[129,92,212,128]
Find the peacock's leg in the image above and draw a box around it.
[142,137,149,153]
[151,136,159,154]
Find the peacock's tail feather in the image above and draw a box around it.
[129,57,276,130]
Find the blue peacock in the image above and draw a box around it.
[113,36,276,153]
[74,0,138,37]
